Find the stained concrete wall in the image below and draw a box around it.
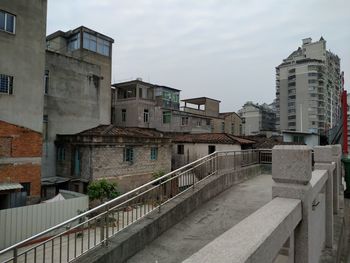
[0,0,47,132]
[42,51,103,178]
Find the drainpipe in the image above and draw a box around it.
[342,90,348,155]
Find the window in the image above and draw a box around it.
[231,123,235,134]
[181,116,189,126]
[67,33,80,51]
[74,149,81,175]
[139,88,143,98]
[0,10,15,34]
[163,111,171,124]
[221,122,225,132]
[206,119,211,126]
[208,145,216,154]
[196,119,201,127]
[122,109,126,122]
[0,74,13,94]
[57,147,65,161]
[177,145,184,155]
[293,135,305,144]
[21,183,31,196]
[123,147,134,162]
[43,115,48,141]
[44,70,49,94]
[83,32,110,56]
[144,109,149,123]
[150,147,158,160]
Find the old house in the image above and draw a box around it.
[172,133,255,169]
[54,125,172,194]
[111,79,212,133]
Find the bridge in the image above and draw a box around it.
[0,146,347,263]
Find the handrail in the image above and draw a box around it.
[0,149,265,263]
[0,151,218,255]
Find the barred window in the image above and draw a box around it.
[123,147,134,162]
[150,147,158,160]
[0,74,13,94]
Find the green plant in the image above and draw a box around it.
[153,170,166,179]
[87,179,119,203]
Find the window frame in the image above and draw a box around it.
[0,10,16,34]
[0,74,13,95]
[123,147,134,163]
[162,111,171,124]
[144,109,149,123]
[177,144,184,155]
[150,147,158,160]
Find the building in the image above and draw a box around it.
[238,101,276,135]
[282,130,320,147]
[182,97,242,135]
[55,125,172,194]
[42,26,114,181]
[112,79,211,133]
[276,37,342,134]
[172,133,254,169]
[0,0,47,206]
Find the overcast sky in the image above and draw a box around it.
[47,0,350,112]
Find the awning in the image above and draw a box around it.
[0,183,23,191]
[41,176,71,186]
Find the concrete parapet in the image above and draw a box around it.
[314,146,333,163]
[272,145,312,185]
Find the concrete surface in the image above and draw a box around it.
[127,174,273,263]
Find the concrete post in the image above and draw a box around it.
[314,146,334,249]
[271,145,313,263]
[331,144,341,214]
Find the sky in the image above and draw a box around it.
[47,0,350,112]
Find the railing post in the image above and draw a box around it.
[272,145,313,263]
[331,144,342,214]
[314,146,334,249]
[158,183,162,213]
[13,248,17,263]
[105,205,109,246]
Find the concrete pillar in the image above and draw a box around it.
[314,146,334,249]
[331,144,341,214]
[272,145,313,263]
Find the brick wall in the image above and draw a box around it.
[0,120,42,197]
[67,144,171,193]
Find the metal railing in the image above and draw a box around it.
[0,149,268,263]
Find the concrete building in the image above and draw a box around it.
[282,130,320,147]
[238,101,276,135]
[276,37,342,134]
[182,97,242,135]
[112,80,211,133]
[172,133,254,169]
[0,0,47,206]
[55,125,172,194]
[42,26,114,180]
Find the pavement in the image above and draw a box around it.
[127,174,273,263]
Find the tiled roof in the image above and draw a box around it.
[173,133,255,145]
[77,125,167,138]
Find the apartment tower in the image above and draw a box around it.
[276,37,342,134]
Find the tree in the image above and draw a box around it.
[87,179,119,204]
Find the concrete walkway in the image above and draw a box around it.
[127,174,273,263]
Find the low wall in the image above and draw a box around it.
[76,164,263,263]
[0,191,88,250]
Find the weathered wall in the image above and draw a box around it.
[0,0,47,132]
[90,144,172,192]
[0,121,42,197]
[42,51,103,178]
